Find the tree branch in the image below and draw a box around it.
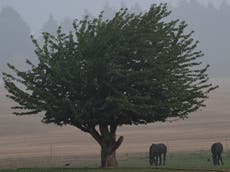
[112,136,124,152]
[72,122,90,132]
[110,124,118,135]
[99,124,109,137]
[89,126,103,146]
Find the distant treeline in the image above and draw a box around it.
[0,1,230,77]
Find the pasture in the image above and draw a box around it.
[0,152,230,172]
[0,168,228,172]
[0,79,230,171]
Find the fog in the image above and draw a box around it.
[1,0,230,34]
[0,0,230,78]
[0,0,230,167]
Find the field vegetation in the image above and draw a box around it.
[0,152,230,172]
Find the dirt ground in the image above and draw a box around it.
[0,77,229,167]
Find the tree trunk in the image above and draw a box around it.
[88,124,123,168]
[101,144,117,168]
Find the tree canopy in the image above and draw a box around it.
[2,3,217,167]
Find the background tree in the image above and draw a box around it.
[0,6,33,73]
[60,17,73,34]
[130,2,142,14]
[3,3,217,168]
[101,2,116,21]
[42,14,58,35]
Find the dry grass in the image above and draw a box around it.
[0,77,230,168]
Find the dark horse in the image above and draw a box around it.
[149,143,167,166]
[211,142,224,166]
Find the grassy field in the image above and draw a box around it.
[0,152,230,172]
[0,167,229,172]
[0,169,228,172]
[1,78,230,171]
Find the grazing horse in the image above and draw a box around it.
[149,143,167,166]
[211,142,224,166]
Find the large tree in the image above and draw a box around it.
[3,4,217,168]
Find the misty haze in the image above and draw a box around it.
[0,0,230,170]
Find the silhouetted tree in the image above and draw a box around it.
[42,14,58,35]
[102,2,116,20]
[60,17,73,34]
[82,9,94,20]
[120,1,127,10]
[170,0,230,77]
[3,4,217,168]
[130,2,142,14]
[0,7,33,72]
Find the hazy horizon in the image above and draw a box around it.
[0,0,230,34]
[1,0,230,77]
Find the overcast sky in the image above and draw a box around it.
[0,0,229,34]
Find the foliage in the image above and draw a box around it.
[2,3,217,167]
[3,4,216,128]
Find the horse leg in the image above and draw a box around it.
[159,154,162,166]
[219,154,224,165]
[217,154,220,166]
[152,156,156,166]
[149,157,153,166]
[155,155,159,166]
[212,154,216,166]
[163,153,166,166]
